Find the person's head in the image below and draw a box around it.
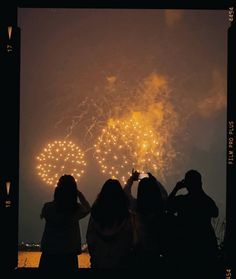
[91,179,129,228]
[184,169,202,194]
[54,174,78,212]
[137,177,163,215]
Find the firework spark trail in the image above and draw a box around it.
[44,72,180,184]
[61,85,131,141]
[93,73,179,182]
[64,110,89,139]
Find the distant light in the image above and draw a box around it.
[6,181,11,196]
[8,26,12,40]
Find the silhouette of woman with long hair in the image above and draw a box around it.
[39,174,90,271]
[124,170,167,269]
[86,179,133,268]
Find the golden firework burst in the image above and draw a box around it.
[36,140,86,186]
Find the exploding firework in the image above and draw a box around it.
[36,140,86,186]
[52,73,179,182]
[94,110,173,183]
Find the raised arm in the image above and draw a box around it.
[124,169,139,210]
[168,180,185,200]
[124,176,134,197]
[166,180,185,214]
[77,190,91,219]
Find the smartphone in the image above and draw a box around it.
[138,173,149,180]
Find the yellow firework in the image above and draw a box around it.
[94,113,165,183]
[36,140,86,186]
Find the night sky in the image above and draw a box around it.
[18,8,228,244]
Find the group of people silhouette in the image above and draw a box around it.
[38,169,220,276]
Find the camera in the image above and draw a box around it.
[138,173,149,180]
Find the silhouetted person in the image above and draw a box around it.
[86,179,133,268]
[124,169,168,210]
[39,174,90,271]
[124,170,167,269]
[167,170,219,276]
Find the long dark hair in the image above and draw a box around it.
[137,177,163,216]
[91,179,129,229]
[54,174,78,213]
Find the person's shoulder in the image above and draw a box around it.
[40,201,55,218]
[201,191,216,203]
[42,201,55,210]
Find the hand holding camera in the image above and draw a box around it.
[130,169,140,181]
[175,179,186,191]
[130,169,150,181]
